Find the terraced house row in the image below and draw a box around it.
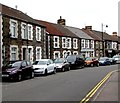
[0,4,120,67]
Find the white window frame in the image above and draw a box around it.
[10,19,18,38]
[87,40,90,48]
[28,46,33,63]
[10,45,18,60]
[91,40,94,49]
[36,26,41,41]
[81,39,85,49]
[73,51,78,55]
[21,22,27,39]
[73,38,78,49]
[62,50,67,58]
[67,38,71,49]
[36,47,42,60]
[67,50,71,56]
[112,42,117,49]
[85,40,89,48]
[53,51,60,59]
[28,24,33,40]
[62,37,66,48]
[53,36,60,48]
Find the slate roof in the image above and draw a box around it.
[65,26,93,39]
[109,35,118,42]
[37,20,64,36]
[118,36,120,43]
[0,3,44,27]
[81,29,102,41]
[52,24,79,38]
[92,30,113,41]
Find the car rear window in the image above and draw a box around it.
[67,56,76,62]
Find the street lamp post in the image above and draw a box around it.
[101,23,108,57]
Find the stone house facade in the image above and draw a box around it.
[0,4,46,66]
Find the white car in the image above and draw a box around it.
[113,55,120,64]
[33,59,56,75]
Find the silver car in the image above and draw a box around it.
[113,55,120,64]
[33,59,56,75]
[54,58,70,72]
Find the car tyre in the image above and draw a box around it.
[45,69,47,76]
[30,71,34,78]
[67,66,70,71]
[53,68,56,74]
[97,63,99,67]
[17,74,22,81]
[90,63,94,67]
[62,67,65,72]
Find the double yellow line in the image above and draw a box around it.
[80,70,117,103]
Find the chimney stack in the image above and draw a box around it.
[85,26,92,31]
[57,16,66,26]
[112,32,117,36]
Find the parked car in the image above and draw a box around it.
[2,60,34,81]
[109,57,116,64]
[85,57,99,67]
[112,55,120,64]
[66,55,85,69]
[54,58,70,72]
[33,59,56,76]
[99,57,111,66]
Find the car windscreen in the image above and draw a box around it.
[33,61,47,65]
[4,61,21,68]
[99,58,107,61]
[85,58,92,61]
[54,59,64,63]
[113,55,120,58]
[67,56,76,62]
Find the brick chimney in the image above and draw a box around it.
[112,32,117,36]
[85,26,92,31]
[57,16,66,26]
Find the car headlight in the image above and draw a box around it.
[56,65,63,68]
[9,70,17,74]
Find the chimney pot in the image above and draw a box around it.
[85,26,92,31]
[57,16,66,26]
[112,32,117,36]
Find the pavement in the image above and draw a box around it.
[92,69,120,102]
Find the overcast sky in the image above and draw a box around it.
[0,0,119,35]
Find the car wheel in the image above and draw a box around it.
[82,64,85,68]
[68,66,70,71]
[97,63,99,67]
[53,68,56,74]
[91,63,94,67]
[62,67,65,72]
[30,71,34,78]
[45,69,47,76]
[17,74,22,81]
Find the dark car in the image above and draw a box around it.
[2,60,34,81]
[99,57,111,66]
[85,57,99,67]
[66,55,85,69]
[54,58,70,72]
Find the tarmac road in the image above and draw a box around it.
[2,64,118,102]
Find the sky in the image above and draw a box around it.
[0,0,119,35]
